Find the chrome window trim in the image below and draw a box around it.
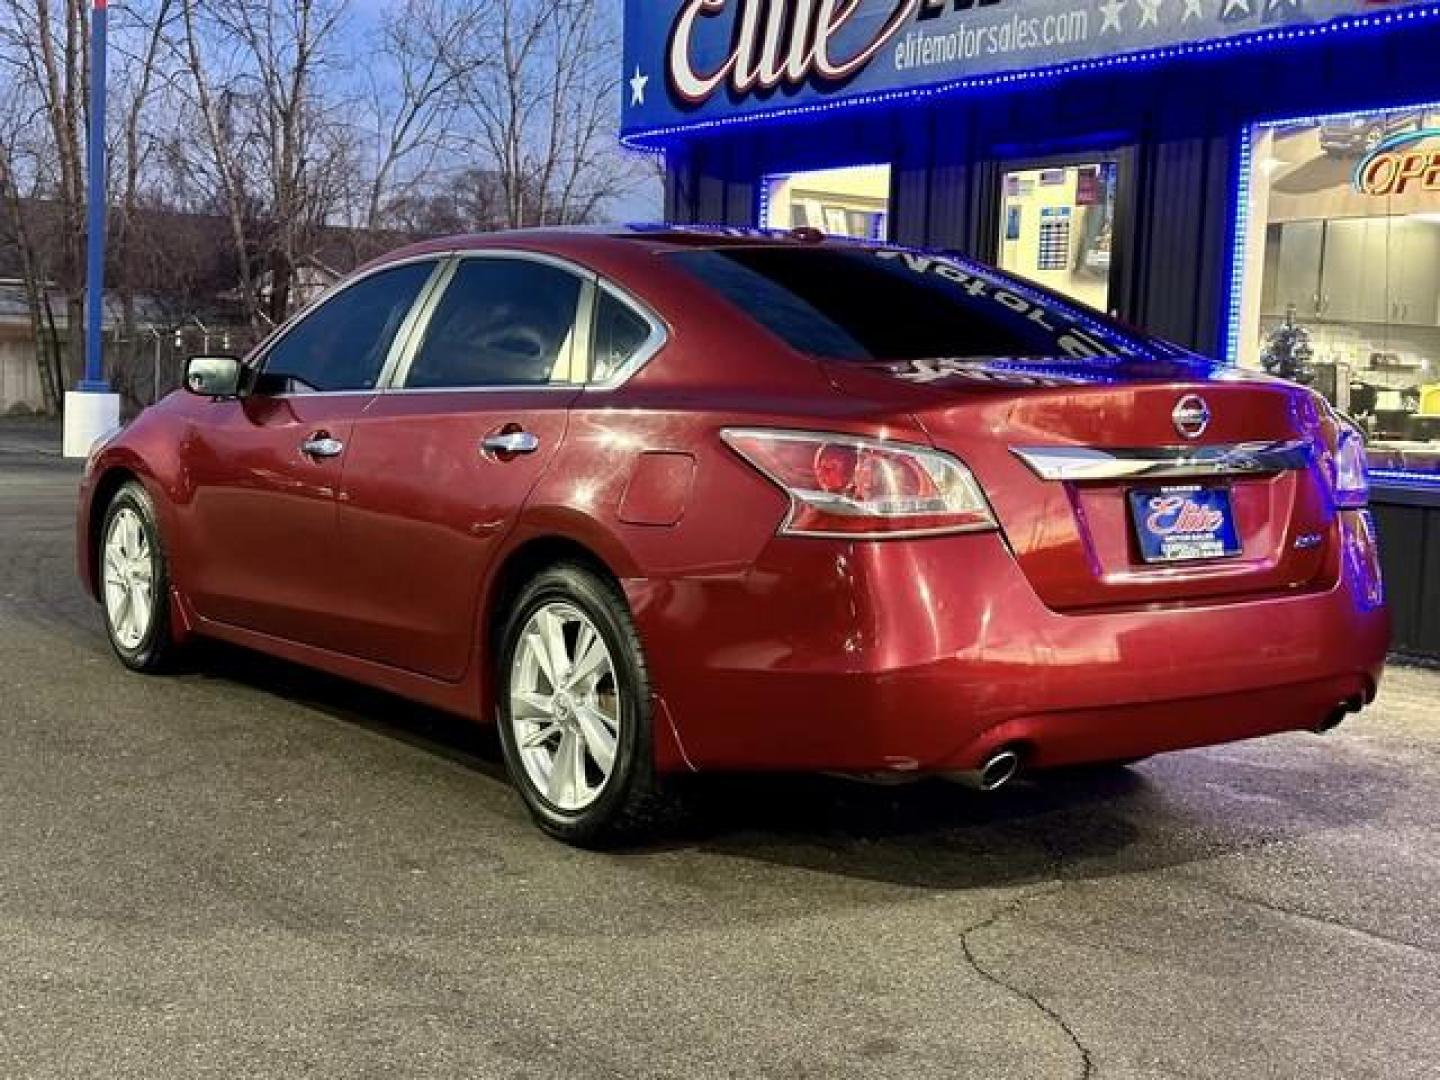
[582,279,669,391]
[1011,439,1315,482]
[255,245,669,398]
[256,389,385,400]
[254,253,453,397]
[378,257,459,391]
[389,249,594,392]
[572,278,598,384]
[380,385,584,397]
[373,257,457,391]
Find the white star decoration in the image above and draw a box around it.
[1222,0,1251,16]
[629,66,649,107]
[1182,0,1204,20]
[1137,0,1162,26]
[1099,0,1126,33]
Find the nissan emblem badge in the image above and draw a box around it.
[1172,395,1211,439]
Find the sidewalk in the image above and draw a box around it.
[0,417,63,457]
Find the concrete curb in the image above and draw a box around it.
[0,443,63,458]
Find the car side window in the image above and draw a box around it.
[403,258,584,389]
[590,290,653,383]
[262,261,436,392]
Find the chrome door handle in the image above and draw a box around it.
[481,431,540,456]
[301,436,345,459]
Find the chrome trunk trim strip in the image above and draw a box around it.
[1011,439,1315,481]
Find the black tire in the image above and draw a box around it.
[98,480,178,673]
[495,562,671,846]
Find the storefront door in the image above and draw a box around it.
[997,159,1123,313]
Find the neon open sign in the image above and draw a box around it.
[1354,128,1440,196]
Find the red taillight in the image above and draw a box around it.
[813,443,859,495]
[721,428,998,538]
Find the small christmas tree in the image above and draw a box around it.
[1260,305,1316,385]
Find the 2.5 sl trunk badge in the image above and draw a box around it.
[1172,395,1211,439]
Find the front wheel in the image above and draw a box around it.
[99,480,178,673]
[496,563,670,845]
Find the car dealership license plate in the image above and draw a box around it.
[1128,485,1241,564]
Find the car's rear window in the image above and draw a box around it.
[668,245,1182,362]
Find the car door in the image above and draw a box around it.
[331,253,589,680]
[182,258,443,649]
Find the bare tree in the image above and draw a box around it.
[356,0,468,233]
[175,0,352,325]
[0,0,91,386]
[0,0,183,410]
[527,0,634,225]
[105,0,178,407]
[0,100,66,413]
[377,0,644,232]
[0,0,661,415]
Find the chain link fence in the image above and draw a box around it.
[109,323,263,409]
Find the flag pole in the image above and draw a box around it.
[79,0,108,392]
[65,0,119,457]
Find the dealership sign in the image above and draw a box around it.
[1354,129,1440,196]
[622,0,1437,143]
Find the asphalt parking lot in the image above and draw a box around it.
[1,430,1437,1079]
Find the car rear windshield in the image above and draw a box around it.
[668,245,1183,363]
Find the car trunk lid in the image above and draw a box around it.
[822,357,1339,611]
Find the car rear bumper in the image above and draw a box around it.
[626,511,1389,773]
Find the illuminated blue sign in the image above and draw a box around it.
[621,0,1440,147]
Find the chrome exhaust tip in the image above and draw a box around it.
[945,747,1023,791]
[979,748,1022,791]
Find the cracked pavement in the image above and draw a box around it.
[0,441,1437,1079]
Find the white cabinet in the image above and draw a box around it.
[1388,219,1440,327]
[1264,215,1440,328]
[1319,218,1391,324]
[1264,221,1324,318]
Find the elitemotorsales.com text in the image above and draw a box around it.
[893,9,1090,70]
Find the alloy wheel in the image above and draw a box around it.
[103,507,155,650]
[509,601,622,812]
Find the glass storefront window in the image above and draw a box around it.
[997,162,1119,312]
[761,164,890,240]
[1236,105,1440,478]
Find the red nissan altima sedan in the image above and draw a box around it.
[77,226,1389,843]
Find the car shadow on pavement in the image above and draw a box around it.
[191,640,512,783]
[678,748,1397,890]
[191,640,1395,892]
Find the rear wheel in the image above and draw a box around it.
[496,563,670,845]
[99,481,177,673]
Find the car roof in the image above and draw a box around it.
[368,223,849,270]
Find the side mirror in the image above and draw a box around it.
[183,355,244,399]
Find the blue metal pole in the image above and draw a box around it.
[79,0,108,391]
